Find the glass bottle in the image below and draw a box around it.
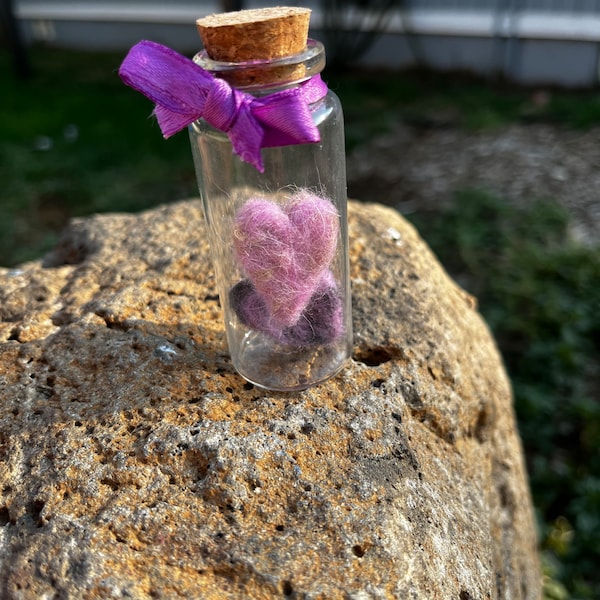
[188,39,352,391]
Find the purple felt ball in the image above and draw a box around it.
[229,271,344,348]
[280,274,344,346]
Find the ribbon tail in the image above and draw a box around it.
[119,40,210,138]
[228,103,267,172]
[153,105,200,139]
[257,102,320,148]
[251,88,321,148]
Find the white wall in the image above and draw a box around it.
[13,1,600,86]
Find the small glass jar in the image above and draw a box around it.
[188,40,352,391]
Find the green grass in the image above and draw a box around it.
[1,47,196,265]
[334,67,600,148]
[2,45,600,598]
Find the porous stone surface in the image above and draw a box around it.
[0,199,540,599]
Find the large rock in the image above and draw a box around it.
[0,199,540,599]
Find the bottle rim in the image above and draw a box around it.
[193,38,325,91]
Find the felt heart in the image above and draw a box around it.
[229,271,343,347]
[232,190,339,328]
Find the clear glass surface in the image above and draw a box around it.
[189,47,351,391]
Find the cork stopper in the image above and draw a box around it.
[196,7,311,87]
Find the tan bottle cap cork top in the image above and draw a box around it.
[196,7,311,63]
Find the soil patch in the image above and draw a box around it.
[348,123,600,246]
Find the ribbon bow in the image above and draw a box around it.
[118,40,328,172]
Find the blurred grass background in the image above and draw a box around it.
[1,46,599,599]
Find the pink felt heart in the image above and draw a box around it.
[233,190,339,328]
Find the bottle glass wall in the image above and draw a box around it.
[189,40,352,391]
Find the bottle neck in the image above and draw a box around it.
[193,39,325,94]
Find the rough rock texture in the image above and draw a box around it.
[0,199,541,599]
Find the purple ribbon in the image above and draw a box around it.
[118,40,328,172]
